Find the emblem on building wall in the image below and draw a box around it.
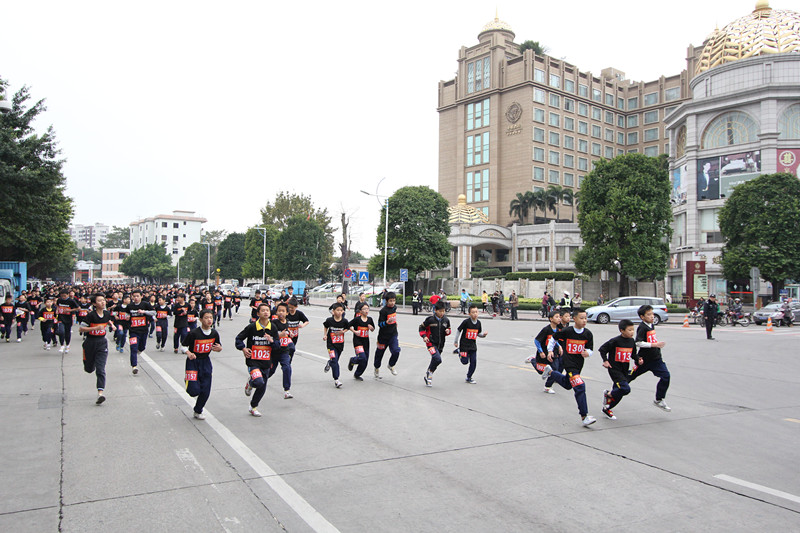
[505,102,522,123]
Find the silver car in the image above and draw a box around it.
[585,297,670,325]
[752,302,800,325]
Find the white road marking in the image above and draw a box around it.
[714,474,800,504]
[784,418,800,424]
[141,353,340,533]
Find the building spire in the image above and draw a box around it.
[754,0,770,12]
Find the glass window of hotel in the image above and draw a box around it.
[644,128,659,142]
[466,133,489,166]
[591,125,601,138]
[549,112,560,127]
[578,121,588,134]
[778,104,800,138]
[565,79,575,93]
[617,132,626,145]
[644,92,658,106]
[533,167,545,181]
[617,114,625,128]
[534,88,546,103]
[564,117,575,131]
[592,88,602,102]
[605,93,614,107]
[549,73,561,89]
[665,87,681,102]
[549,131,560,146]
[564,154,574,168]
[664,105,677,117]
[549,93,560,108]
[578,84,588,98]
[627,96,638,110]
[563,98,575,112]
[605,111,614,124]
[534,68,545,83]
[549,169,560,183]
[627,132,639,144]
[549,151,560,165]
[466,170,489,202]
[563,173,574,186]
[604,128,614,142]
[627,148,639,153]
[700,209,722,243]
[518,248,526,263]
[534,108,545,123]
[664,142,670,154]
[644,145,659,157]
[533,147,545,162]
[701,111,758,149]
[672,213,686,247]
[644,110,659,124]
[578,157,588,171]
[605,146,614,159]
[578,102,588,117]
[578,175,584,188]
[564,135,575,150]
[617,149,624,156]
[534,127,545,143]
[617,97,625,110]
[556,246,566,262]
[627,114,639,127]
[466,98,490,130]
[578,139,588,153]
[591,142,601,156]
[536,247,549,262]
[592,107,602,121]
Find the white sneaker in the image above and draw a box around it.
[244,381,252,396]
[654,399,672,412]
[543,387,555,394]
[46,344,51,350]
[284,391,293,399]
[193,411,206,420]
[58,346,65,353]
[541,364,553,381]
[16,338,21,343]
[374,368,381,379]
[324,361,330,373]
[582,415,597,426]
[465,377,477,384]
[65,345,70,353]
[249,407,261,417]
[524,355,535,364]
[388,366,398,376]
[424,371,432,387]
[334,380,343,388]
[132,366,138,375]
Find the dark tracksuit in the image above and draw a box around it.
[128,302,154,367]
[629,322,670,402]
[286,309,309,349]
[323,316,349,380]
[374,305,400,369]
[1,302,15,339]
[76,303,91,338]
[183,327,220,415]
[223,295,233,319]
[55,298,79,346]
[213,297,223,325]
[548,326,594,417]
[419,314,451,374]
[172,303,190,351]
[28,297,41,326]
[81,310,113,391]
[233,295,241,313]
[349,315,374,378]
[235,320,278,409]
[37,306,56,345]
[112,304,130,351]
[534,323,561,388]
[598,335,637,409]
[268,319,296,392]
[14,302,30,339]
[154,304,171,349]
[456,318,483,379]
[187,307,199,331]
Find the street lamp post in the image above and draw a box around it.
[201,242,211,285]
[361,178,389,287]
[255,227,267,285]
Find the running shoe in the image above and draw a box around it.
[58,345,65,353]
[354,376,364,381]
[324,361,330,373]
[602,406,616,420]
[284,391,293,399]
[424,371,432,387]
[465,377,477,384]
[524,355,535,364]
[334,380,343,388]
[653,399,672,412]
[16,338,21,343]
[603,389,612,407]
[374,368,381,379]
[348,359,355,371]
[543,387,555,394]
[540,364,553,381]
[132,366,138,375]
[96,395,106,405]
[193,411,206,420]
[244,381,252,396]
[581,415,597,426]
[388,366,398,376]
[65,345,70,353]
[249,407,261,417]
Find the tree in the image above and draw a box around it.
[373,186,451,279]
[339,211,352,293]
[77,246,102,263]
[562,189,575,222]
[509,192,529,224]
[274,217,327,280]
[718,173,800,300]
[519,40,548,55]
[573,154,672,297]
[531,189,546,223]
[543,187,558,221]
[99,226,130,249]
[180,242,209,283]
[202,229,227,248]
[242,226,278,281]
[546,185,565,222]
[120,244,175,283]
[0,77,74,278]
[216,232,245,282]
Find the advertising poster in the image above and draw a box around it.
[697,151,761,200]
[671,164,687,205]
[694,274,709,299]
[697,157,720,200]
[777,149,800,177]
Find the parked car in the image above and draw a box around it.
[238,286,252,298]
[585,297,669,325]
[753,301,800,325]
[388,282,406,293]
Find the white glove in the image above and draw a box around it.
[583,348,593,357]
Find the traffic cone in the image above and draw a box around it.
[766,317,773,332]
[682,314,690,328]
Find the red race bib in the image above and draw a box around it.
[130,316,147,328]
[249,368,263,380]
[279,337,292,347]
[88,323,107,336]
[614,347,632,363]
[387,313,397,325]
[357,327,370,337]
[466,329,478,340]
[355,345,365,354]
[646,329,658,344]
[251,345,271,360]
[428,346,437,355]
[155,326,162,333]
[328,349,336,359]
[193,339,214,354]
[569,374,584,387]
[566,339,587,354]
[185,370,198,381]
[330,332,344,344]
[288,327,299,337]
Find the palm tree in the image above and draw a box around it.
[509,193,528,224]
[546,185,563,222]
[562,189,575,222]
[530,189,546,223]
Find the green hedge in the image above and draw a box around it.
[504,271,575,281]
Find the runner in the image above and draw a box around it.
[172,293,190,353]
[76,294,91,338]
[348,302,374,381]
[420,301,451,387]
[154,296,171,351]
[181,309,222,420]
[36,297,56,350]
[373,292,400,378]
[14,293,31,341]
[55,290,79,353]
[187,297,199,331]
[233,290,242,314]
[454,303,486,384]
[268,302,296,399]
[234,303,276,417]
[598,319,637,420]
[128,290,155,375]
[1,294,15,342]
[285,297,309,348]
[78,293,115,405]
[323,302,349,388]
[223,291,233,321]
[628,304,672,412]
[112,294,131,353]
[213,290,224,326]
[525,310,563,393]
[249,290,264,323]
[27,291,41,328]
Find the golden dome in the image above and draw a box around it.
[479,16,514,37]
[448,194,490,224]
[695,2,800,75]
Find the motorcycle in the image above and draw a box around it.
[771,309,794,327]
[698,311,726,327]
[724,309,750,327]
[689,306,702,324]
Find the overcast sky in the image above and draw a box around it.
[2,0,767,255]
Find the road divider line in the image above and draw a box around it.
[714,474,800,504]
[140,353,340,533]
[784,418,800,424]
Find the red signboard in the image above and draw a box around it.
[685,261,705,306]
[777,149,800,177]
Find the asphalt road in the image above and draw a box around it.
[2,305,799,532]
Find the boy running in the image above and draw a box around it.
[128,290,155,374]
[455,304,487,384]
[374,292,401,378]
[323,302,349,388]
[235,303,276,417]
[526,310,563,393]
[181,310,222,420]
[14,294,30,341]
[420,301,451,387]
[1,295,15,342]
[286,298,309,348]
[79,294,115,405]
[55,290,79,353]
[348,302,374,381]
[598,319,637,420]
[172,293,190,353]
[268,302,296,399]
[37,297,56,350]
[628,305,672,412]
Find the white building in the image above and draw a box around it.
[129,210,207,265]
[68,223,109,250]
[100,248,130,279]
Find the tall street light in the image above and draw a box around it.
[361,178,389,287]
[254,227,267,285]
[201,242,211,285]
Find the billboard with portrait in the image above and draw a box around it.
[697,150,761,200]
[671,164,687,205]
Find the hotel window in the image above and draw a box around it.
[591,125,601,138]
[592,106,602,121]
[605,93,614,106]
[605,111,614,124]
[564,154,574,168]
[644,127,659,142]
[605,146,614,158]
[564,135,575,150]
[549,170,560,183]
[556,246,566,261]
[467,57,491,94]
[549,93,560,108]
[564,117,575,131]
[700,209,721,243]
[173,223,179,228]
[578,157,588,171]
[534,88,546,103]
[617,149,624,156]
[578,102,588,117]
[617,114,625,128]
[533,147,545,161]
[536,247,549,262]
[701,111,758,148]
[549,112,560,127]
[664,142,670,153]
[592,88,602,102]
[644,145,659,157]
[578,175,584,188]
[604,128,614,142]
[533,127,545,143]
[627,114,639,127]
[466,170,489,202]
[565,79,575,93]
[665,87,681,102]
[466,98,491,130]
[644,110,659,124]
[564,98,575,112]
[549,131,560,146]
[549,73,561,89]
[578,121,588,135]
[627,132,639,144]
[591,142,601,156]
[549,150,560,165]
[466,132,489,166]
[533,167,545,181]
[664,105,677,117]
[627,96,638,110]
[617,97,625,110]
[578,139,588,153]
[617,132,625,145]
[534,108,545,123]
[644,92,658,106]
[534,68,545,83]
[578,84,588,98]
[563,173,574,186]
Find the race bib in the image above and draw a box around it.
[614,347,632,363]
[330,332,344,344]
[355,345,365,354]
[357,327,370,337]
[328,349,336,359]
[185,370,198,381]
[569,374,584,387]
[193,338,214,354]
[78,310,88,317]
[129,337,138,346]
[465,329,478,340]
[387,313,397,325]
[377,343,386,350]
[288,327,299,337]
[88,323,107,336]
[157,311,168,319]
[279,337,292,347]
[249,368,263,380]
[428,346,437,355]
[251,345,271,360]
[131,316,147,328]
[118,312,129,321]
[536,362,548,373]
[566,339,586,354]
[155,326,162,333]
[646,329,658,344]
[188,316,197,322]
[57,305,71,315]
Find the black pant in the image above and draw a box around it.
[83,337,108,390]
[706,319,715,338]
[510,307,518,320]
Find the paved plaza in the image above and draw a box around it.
[2,303,799,532]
